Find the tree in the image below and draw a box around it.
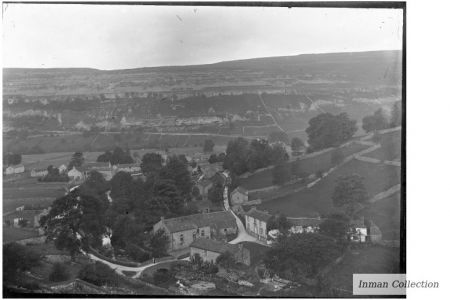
[268,131,289,144]
[267,214,292,233]
[390,101,402,127]
[110,147,134,165]
[49,262,70,282]
[320,213,350,241]
[306,113,357,152]
[110,215,144,249]
[223,137,250,175]
[40,190,109,256]
[140,153,163,176]
[160,155,193,199]
[332,174,368,217]
[96,150,112,163]
[269,143,289,165]
[208,182,224,204]
[78,261,119,287]
[362,108,389,133]
[203,139,215,153]
[272,162,291,185]
[4,153,22,165]
[290,137,304,152]
[216,251,236,270]
[3,243,40,283]
[330,148,344,166]
[143,229,169,258]
[68,152,84,170]
[263,233,341,279]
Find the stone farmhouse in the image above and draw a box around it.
[4,164,25,175]
[153,211,237,251]
[30,168,49,178]
[288,217,323,234]
[190,238,250,266]
[244,207,271,242]
[4,205,49,228]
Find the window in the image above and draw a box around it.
[201,229,205,237]
[180,234,184,245]
[259,228,263,235]
[224,228,227,233]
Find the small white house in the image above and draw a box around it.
[30,168,48,178]
[67,167,84,181]
[5,164,25,175]
[230,186,249,206]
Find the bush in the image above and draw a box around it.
[126,243,151,263]
[49,262,70,282]
[78,261,119,287]
[152,268,174,285]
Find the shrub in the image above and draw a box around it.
[78,261,119,287]
[152,268,174,285]
[49,262,70,282]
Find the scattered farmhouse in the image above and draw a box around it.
[230,186,249,206]
[288,217,323,234]
[244,207,271,242]
[153,211,237,251]
[4,205,49,229]
[67,167,84,181]
[4,164,25,175]
[190,238,250,266]
[112,163,141,175]
[349,218,368,243]
[80,162,113,180]
[30,168,49,178]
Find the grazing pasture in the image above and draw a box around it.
[240,141,370,190]
[366,129,401,161]
[256,159,400,217]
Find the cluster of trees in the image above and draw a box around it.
[208,182,224,204]
[267,214,292,233]
[3,152,22,166]
[78,261,119,287]
[38,165,69,182]
[223,137,289,175]
[41,153,195,262]
[263,233,342,280]
[290,137,305,154]
[97,147,134,165]
[190,253,219,274]
[362,102,402,133]
[306,112,357,152]
[208,152,226,164]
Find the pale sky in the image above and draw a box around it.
[2,4,403,70]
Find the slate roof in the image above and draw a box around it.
[288,218,323,227]
[161,211,236,233]
[190,238,239,254]
[244,207,272,222]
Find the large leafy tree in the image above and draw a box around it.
[290,137,304,152]
[332,174,368,217]
[362,108,389,133]
[40,190,109,256]
[320,213,350,241]
[306,113,357,152]
[68,152,84,169]
[223,137,250,175]
[208,182,224,204]
[140,153,164,176]
[264,233,341,279]
[159,155,193,200]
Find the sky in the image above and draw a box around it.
[2,4,403,70]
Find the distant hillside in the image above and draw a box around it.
[3,50,402,96]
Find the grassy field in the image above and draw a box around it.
[361,192,401,240]
[2,227,41,243]
[325,246,401,293]
[367,129,402,161]
[256,159,400,217]
[240,141,370,190]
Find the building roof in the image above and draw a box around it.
[244,207,271,222]
[190,238,239,255]
[161,211,236,233]
[231,186,248,196]
[288,217,323,227]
